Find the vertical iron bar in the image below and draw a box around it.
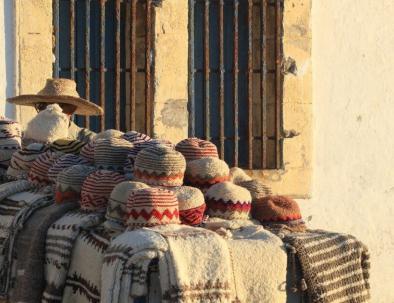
[275,0,282,168]
[99,0,106,131]
[260,0,267,169]
[70,0,75,80]
[188,0,195,137]
[219,0,224,159]
[130,0,137,131]
[204,0,210,140]
[145,0,152,135]
[114,0,121,130]
[85,0,91,129]
[53,0,60,77]
[247,0,253,169]
[233,0,239,167]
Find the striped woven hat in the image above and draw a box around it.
[185,157,230,190]
[49,138,87,154]
[126,187,180,228]
[134,145,186,186]
[229,167,252,184]
[252,195,306,232]
[105,181,150,229]
[175,137,218,161]
[238,179,272,201]
[0,117,22,168]
[121,131,151,144]
[94,129,124,140]
[205,181,252,220]
[169,186,206,225]
[55,164,96,203]
[80,170,125,212]
[125,138,174,178]
[94,137,133,172]
[28,150,63,187]
[80,140,95,162]
[48,154,90,183]
[6,143,48,180]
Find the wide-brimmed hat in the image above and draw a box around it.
[7,78,103,116]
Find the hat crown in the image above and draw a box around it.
[38,78,80,98]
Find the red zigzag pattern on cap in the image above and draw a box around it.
[206,198,251,213]
[128,208,180,221]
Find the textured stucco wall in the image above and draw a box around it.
[153,0,189,143]
[300,1,394,302]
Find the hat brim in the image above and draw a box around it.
[7,95,103,116]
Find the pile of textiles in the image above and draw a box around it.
[0,125,370,303]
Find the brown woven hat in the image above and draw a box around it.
[7,78,103,116]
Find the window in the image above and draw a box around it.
[53,0,157,134]
[189,0,284,169]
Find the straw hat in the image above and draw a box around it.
[7,78,103,116]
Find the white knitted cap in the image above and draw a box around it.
[169,186,205,211]
[23,104,69,143]
[185,157,230,185]
[229,167,252,184]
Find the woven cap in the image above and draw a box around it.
[80,170,125,211]
[94,129,124,140]
[229,167,252,184]
[124,138,174,177]
[48,154,90,183]
[126,187,180,228]
[50,139,87,154]
[238,179,272,201]
[252,195,303,222]
[0,138,21,169]
[175,138,218,161]
[121,131,151,145]
[205,181,252,220]
[134,145,186,186]
[55,164,96,203]
[105,181,150,228]
[80,140,95,162]
[28,150,63,187]
[185,157,230,188]
[0,117,22,140]
[170,186,206,225]
[94,137,133,172]
[6,143,48,179]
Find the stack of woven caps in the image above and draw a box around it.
[94,137,133,173]
[48,154,90,183]
[49,139,87,155]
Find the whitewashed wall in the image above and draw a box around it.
[0,0,15,118]
[300,1,394,302]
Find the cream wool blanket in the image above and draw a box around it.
[42,209,104,303]
[204,218,288,303]
[101,225,235,303]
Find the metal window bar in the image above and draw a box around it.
[189,0,284,169]
[52,0,157,134]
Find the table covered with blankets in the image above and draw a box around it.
[0,122,370,303]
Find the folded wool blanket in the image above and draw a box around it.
[0,189,53,299]
[156,225,235,303]
[101,227,168,303]
[42,209,104,303]
[10,201,78,303]
[277,229,371,303]
[61,226,120,303]
[203,218,288,303]
[0,180,32,201]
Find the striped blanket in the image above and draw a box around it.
[0,188,53,299]
[42,209,104,303]
[282,230,371,303]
